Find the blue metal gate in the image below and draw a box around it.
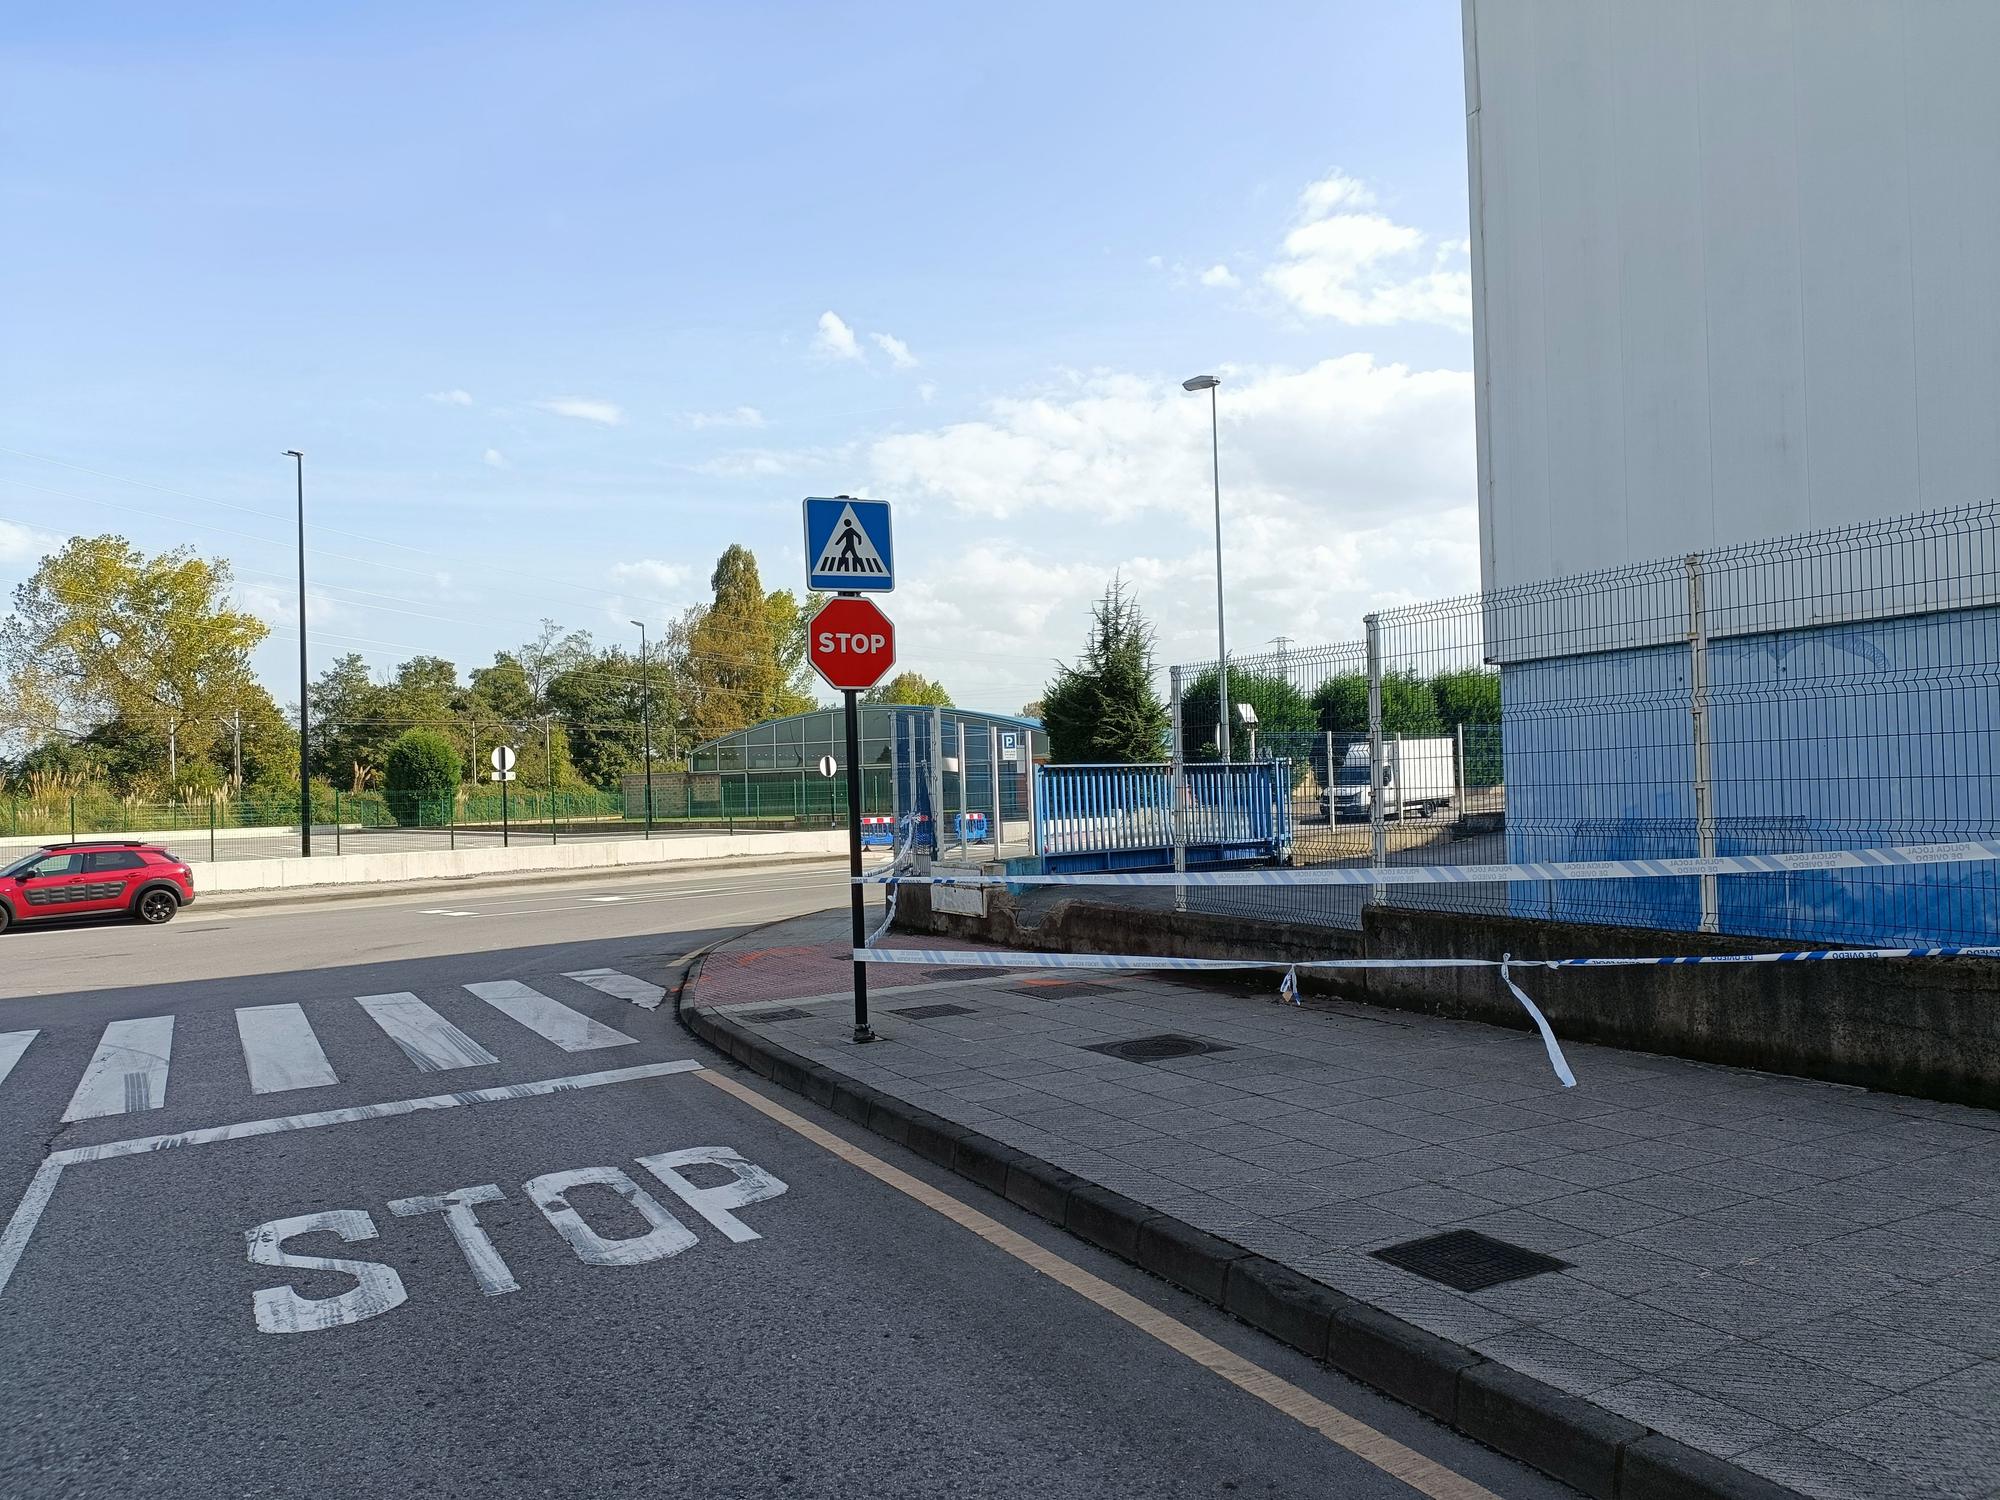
[1034,762,1293,873]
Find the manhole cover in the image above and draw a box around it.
[1084,1033,1232,1063]
[920,969,990,983]
[1012,981,1117,998]
[1371,1230,1569,1291]
[889,1003,976,1020]
[751,1007,814,1023]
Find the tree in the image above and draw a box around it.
[1311,671,1445,737]
[0,536,268,774]
[545,648,652,787]
[383,729,459,827]
[677,545,815,741]
[1177,666,1315,761]
[1430,668,1501,730]
[1040,578,1169,764]
[863,671,952,707]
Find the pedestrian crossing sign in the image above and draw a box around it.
[803,496,894,592]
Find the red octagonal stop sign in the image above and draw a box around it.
[807,596,896,692]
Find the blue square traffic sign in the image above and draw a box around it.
[803,497,894,592]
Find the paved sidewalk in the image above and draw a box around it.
[690,913,2000,1500]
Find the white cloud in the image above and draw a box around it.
[871,332,920,369]
[536,396,625,426]
[235,581,339,628]
[426,388,474,407]
[1264,170,1471,330]
[482,448,508,469]
[917,382,937,404]
[685,406,766,430]
[1199,264,1239,288]
[812,311,862,362]
[859,357,1477,704]
[696,447,817,479]
[610,558,691,593]
[0,520,62,564]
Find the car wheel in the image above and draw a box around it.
[0,905,10,935]
[136,889,179,925]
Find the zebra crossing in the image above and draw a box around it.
[0,968,668,1127]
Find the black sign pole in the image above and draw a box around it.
[844,686,875,1043]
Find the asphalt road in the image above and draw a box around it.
[0,862,1574,1499]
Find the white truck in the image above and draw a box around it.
[1321,737,1456,822]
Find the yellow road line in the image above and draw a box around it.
[698,1069,1504,1500]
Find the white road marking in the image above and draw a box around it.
[245,1210,409,1335]
[420,909,477,917]
[356,992,499,1072]
[463,980,636,1051]
[524,1165,697,1266]
[0,1030,38,1090]
[563,968,666,1011]
[637,1146,788,1243]
[583,896,627,903]
[388,1184,517,1296]
[0,1059,706,1301]
[60,1015,174,1121]
[235,1004,340,1094]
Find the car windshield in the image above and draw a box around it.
[1335,766,1372,785]
[0,852,42,878]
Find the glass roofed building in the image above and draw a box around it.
[623,707,1042,826]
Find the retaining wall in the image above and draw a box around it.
[190,830,847,895]
[897,884,2000,1108]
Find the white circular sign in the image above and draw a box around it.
[817,755,838,778]
[490,745,517,773]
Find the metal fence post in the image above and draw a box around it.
[334,789,341,856]
[1365,612,1386,904]
[1455,721,1466,815]
[1171,666,1188,914]
[928,705,945,860]
[1686,553,1719,933]
[69,795,76,842]
[987,725,1002,850]
[209,797,217,863]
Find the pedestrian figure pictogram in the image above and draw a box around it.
[803,497,894,591]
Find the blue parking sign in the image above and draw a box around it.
[804,497,894,592]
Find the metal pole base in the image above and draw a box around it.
[851,1023,877,1044]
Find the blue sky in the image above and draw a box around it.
[0,1,1475,714]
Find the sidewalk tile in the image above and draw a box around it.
[1594,1376,1780,1457]
[1735,1436,1947,1500]
[1541,1302,1736,1373]
[1275,1200,1429,1249]
[1533,1189,1681,1236]
[1453,1166,1579,1206]
[1810,1389,2000,1498]
[1763,1314,1980,1391]
[1363,1183,1508,1226]
[1637,1268,1857,1338]
[1460,1208,1601,1254]
[1469,1326,1642,1397]
[1658,1344,1886,1429]
[1605,1173,1751,1215]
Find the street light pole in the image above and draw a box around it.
[284,450,311,856]
[632,621,654,838]
[1182,375,1230,761]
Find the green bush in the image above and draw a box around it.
[384,730,460,827]
[1311,671,1445,737]
[1178,666,1315,761]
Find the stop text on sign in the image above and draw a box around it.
[806,596,896,691]
[243,1144,786,1334]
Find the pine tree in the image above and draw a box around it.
[1040,578,1169,763]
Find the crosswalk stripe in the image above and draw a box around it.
[61,1016,174,1121]
[355,993,499,1072]
[0,1031,38,1090]
[563,968,666,1011]
[463,981,638,1052]
[236,1004,340,1094]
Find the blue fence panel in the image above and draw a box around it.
[1034,762,1291,873]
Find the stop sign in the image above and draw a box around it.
[807,596,896,692]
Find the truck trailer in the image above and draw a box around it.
[1321,737,1456,822]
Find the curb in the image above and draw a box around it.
[674,979,1802,1500]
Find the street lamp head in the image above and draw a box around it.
[282,449,303,458]
[1182,375,1220,392]
[630,619,645,631]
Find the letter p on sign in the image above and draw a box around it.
[807,597,896,692]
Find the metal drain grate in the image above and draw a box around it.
[920,968,990,983]
[889,1002,976,1020]
[1012,981,1117,999]
[748,1007,815,1023]
[1371,1230,1569,1292]
[1084,1033,1233,1063]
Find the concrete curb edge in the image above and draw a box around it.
[671,986,1801,1500]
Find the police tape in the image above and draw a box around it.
[857,837,2000,888]
[852,942,2000,1091]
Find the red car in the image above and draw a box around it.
[0,841,195,934]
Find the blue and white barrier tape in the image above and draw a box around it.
[859,837,2000,888]
[853,942,2000,1090]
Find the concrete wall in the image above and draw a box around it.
[1465,0,2000,591]
[189,829,847,895]
[900,885,2000,1107]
